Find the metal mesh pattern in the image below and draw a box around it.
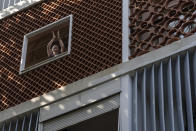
[129,0,196,58]
[0,0,122,111]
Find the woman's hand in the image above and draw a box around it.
[57,30,65,52]
[47,31,56,57]
[57,30,61,40]
[52,31,56,40]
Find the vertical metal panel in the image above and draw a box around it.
[150,65,156,131]
[0,0,3,10]
[7,0,11,7]
[2,0,5,10]
[0,108,39,131]
[174,55,185,131]
[158,62,165,131]
[8,122,11,131]
[167,58,175,131]
[127,51,195,131]
[193,50,196,107]
[132,72,138,131]
[142,68,147,131]
[0,0,19,10]
[2,123,5,131]
[14,0,20,4]
[9,0,15,6]
[14,120,18,131]
[3,0,9,9]
[28,113,33,131]
[35,111,40,131]
[21,116,26,131]
[184,52,194,131]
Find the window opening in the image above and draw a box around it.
[60,109,119,131]
[20,15,72,74]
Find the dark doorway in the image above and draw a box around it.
[60,109,119,131]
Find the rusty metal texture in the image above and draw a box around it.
[0,0,122,111]
[129,0,196,59]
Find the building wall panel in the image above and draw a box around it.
[129,49,196,131]
[129,0,196,58]
[0,0,122,111]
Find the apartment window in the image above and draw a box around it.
[20,15,72,74]
[42,95,119,131]
[61,109,119,131]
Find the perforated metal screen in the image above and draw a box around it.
[129,0,196,58]
[0,0,122,111]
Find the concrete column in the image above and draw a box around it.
[120,75,132,131]
[120,0,131,131]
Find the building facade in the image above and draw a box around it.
[0,0,196,131]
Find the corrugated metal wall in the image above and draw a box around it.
[0,110,39,131]
[130,49,196,131]
[0,0,23,11]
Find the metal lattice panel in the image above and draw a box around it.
[129,0,196,58]
[0,0,122,111]
[130,49,196,131]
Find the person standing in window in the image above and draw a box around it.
[47,30,65,57]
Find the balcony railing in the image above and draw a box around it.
[0,110,39,131]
